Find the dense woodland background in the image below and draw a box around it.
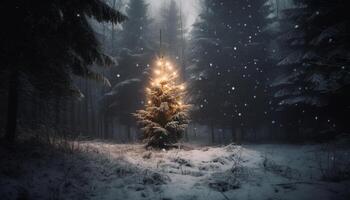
[0,0,349,145]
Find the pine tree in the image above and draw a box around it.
[189,0,273,143]
[271,0,350,140]
[101,0,155,140]
[134,58,190,148]
[1,0,126,143]
[159,0,184,62]
[118,0,152,53]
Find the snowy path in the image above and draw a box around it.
[81,143,350,200]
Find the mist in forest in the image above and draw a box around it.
[147,0,199,30]
[0,0,349,199]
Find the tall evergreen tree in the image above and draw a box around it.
[271,0,350,140]
[0,0,126,143]
[102,0,155,140]
[159,0,184,64]
[189,0,273,143]
[134,59,190,148]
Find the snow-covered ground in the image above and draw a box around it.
[1,141,350,200]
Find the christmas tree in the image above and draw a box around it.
[134,58,190,148]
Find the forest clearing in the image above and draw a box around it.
[1,0,349,199]
[1,139,349,200]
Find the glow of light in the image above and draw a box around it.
[154,70,161,75]
[148,100,152,104]
[167,65,173,70]
[173,72,177,76]
[157,60,162,66]
[165,62,170,66]
[179,85,185,90]
[178,101,182,106]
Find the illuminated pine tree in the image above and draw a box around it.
[134,58,190,148]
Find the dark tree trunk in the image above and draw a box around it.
[89,86,96,137]
[231,125,243,144]
[210,122,215,144]
[127,124,132,142]
[253,127,258,142]
[62,98,69,133]
[110,118,114,139]
[184,129,189,142]
[235,127,242,145]
[84,79,89,135]
[193,125,197,138]
[55,97,61,132]
[31,92,39,130]
[99,116,103,138]
[5,69,19,143]
[222,129,226,144]
[231,126,235,142]
[103,114,109,139]
[70,100,76,134]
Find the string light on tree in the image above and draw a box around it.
[133,57,191,148]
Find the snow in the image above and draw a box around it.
[278,95,326,107]
[277,51,304,66]
[105,78,141,96]
[310,23,342,45]
[1,142,350,200]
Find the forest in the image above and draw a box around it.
[1,0,349,199]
